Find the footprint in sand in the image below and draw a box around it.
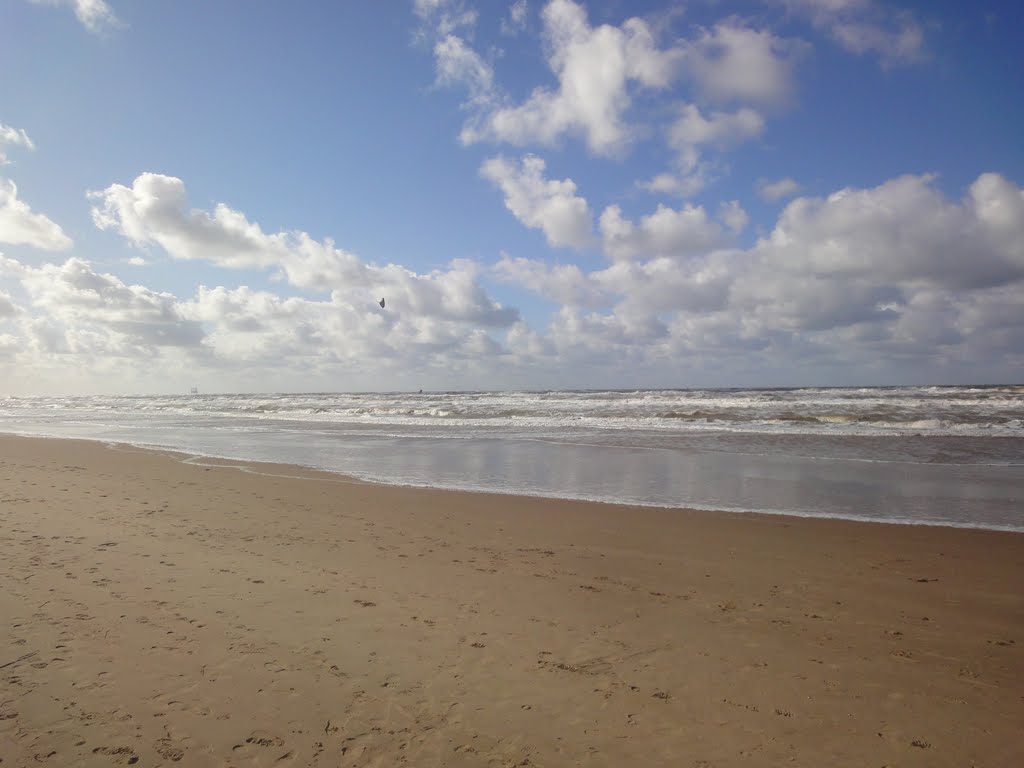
[231,734,295,763]
[91,745,139,764]
[236,734,285,748]
[154,738,184,761]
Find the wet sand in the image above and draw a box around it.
[1,434,1022,766]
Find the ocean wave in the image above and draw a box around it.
[3,386,1022,440]
[655,408,1018,434]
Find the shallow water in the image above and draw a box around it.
[2,387,1021,530]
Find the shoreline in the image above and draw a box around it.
[2,433,1023,766]
[4,429,1022,534]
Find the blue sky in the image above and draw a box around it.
[1,0,1022,394]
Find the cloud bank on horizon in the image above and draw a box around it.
[1,0,1022,393]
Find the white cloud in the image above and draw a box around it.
[955,283,1024,355]
[831,21,923,64]
[505,318,555,360]
[0,290,18,318]
[179,280,511,368]
[493,253,609,307]
[433,34,496,108]
[413,0,479,44]
[637,170,712,199]
[88,172,518,327]
[6,167,1022,389]
[495,173,1024,375]
[463,0,682,155]
[762,173,1024,290]
[0,178,73,250]
[0,255,201,355]
[539,306,640,359]
[0,252,523,391]
[669,104,765,151]
[493,249,736,318]
[758,176,802,201]
[779,0,925,65]
[728,173,1024,342]
[420,4,800,198]
[413,0,446,16]
[73,0,118,32]
[90,172,298,270]
[718,200,749,233]
[600,202,725,261]
[0,332,20,364]
[0,123,35,165]
[501,0,529,35]
[641,103,764,197]
[416,2,497,140]
[682,22,802,107]
[29,0,120,34]
[480,154,593,249]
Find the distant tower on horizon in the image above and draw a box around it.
[189,386,198,395]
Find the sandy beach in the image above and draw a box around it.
[1,434,1022,767]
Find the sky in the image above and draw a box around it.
[1,0,1022,395]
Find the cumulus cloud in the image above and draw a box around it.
[761,173,1024,290]
[778,0,925,65]
[669,104,765,151]
[0,252,523,392]
[88,172,518,327]
[0,255,201,355]
[757,176,802,201]
[480,154,593,249]
[0,122,74,250]
[600,202,726,261]
[181,284,376,364]
[0,123,35,165]
[719,173,1024,358]
[496,173,1024,374]
[0,290,18,318]
[5,172,1023,388]
[718,200,749,233]
[634,21,797,198]
[0,178,73,250]
[724,173,1024,343]
[640,103,765,197]
[547,304,668,356]
[463,0,682,155]
[90,172,299,269]
[493,253,609,307]
[419,3,803,197]
[681,22,802,107]
[613,254,736,315]
[29,0,120,34]
[6,97,538,387]
[493,248,736,318]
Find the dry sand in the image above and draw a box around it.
[1,434,1022,767]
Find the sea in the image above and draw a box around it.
[1,386,1022,532]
